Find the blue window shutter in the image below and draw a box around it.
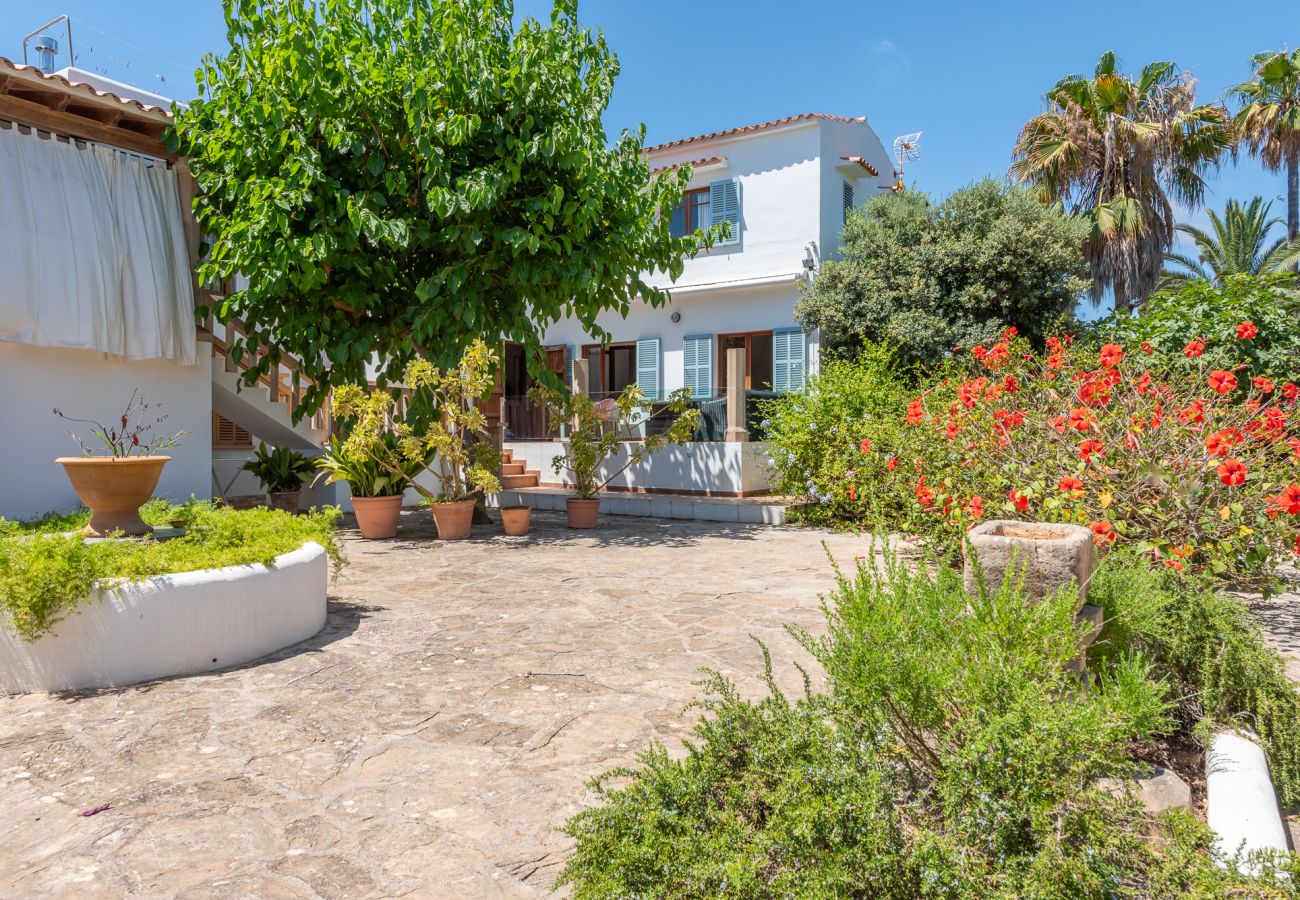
[773,328,806,393]
[636,338,661,400]
[682,334,713,398]
[709,178,741,246]
[843,180,854,223]
[564,344,576,390]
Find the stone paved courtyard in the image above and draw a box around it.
[0,510,869,899]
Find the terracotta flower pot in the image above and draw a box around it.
[430,499,476,540]
[268,490,301,513]
[500,505,532,536]
[566,498,601,529]
[352,495,403,539]
[56,455,170,537]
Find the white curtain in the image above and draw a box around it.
[0,125,197,365]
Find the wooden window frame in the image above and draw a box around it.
[212,411,253,448]
[716,330,774,391]
[580,341,637,395]
[668,187,711,238]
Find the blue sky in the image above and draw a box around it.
[4,0,1296,310]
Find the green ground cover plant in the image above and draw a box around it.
[558,552,1299,897]
[0,501,341,641]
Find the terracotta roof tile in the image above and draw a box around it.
[839,155,880,176]
[642,113,865,155]
[0,56,172,121]
[649,155,725,175]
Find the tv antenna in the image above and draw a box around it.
[891,132,922,189]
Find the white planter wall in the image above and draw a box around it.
[0,542,328,694]
[507,440,772,496]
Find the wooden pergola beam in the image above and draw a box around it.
[0,91,175,160]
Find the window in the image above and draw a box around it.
[581,342,638,396]
[843,180,854,224]
[716,332,774,392]
[669,188,711,238]
[212,412,252,448]
[773,328,807,392]
[682,334,714,398]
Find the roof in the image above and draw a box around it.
[839,155,880,177]
[642,113,866,155]
[0,57,172,120]
[648,155,725,175]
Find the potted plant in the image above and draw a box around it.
[314,433,431,539]
[53,391,186,536]
[331,340,501,541]
[499,504,532,537]
[529,382,699,528]
[242,442,316,512]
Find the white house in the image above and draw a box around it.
[504,113,896,417]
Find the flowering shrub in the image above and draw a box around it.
[859,326,1300,583]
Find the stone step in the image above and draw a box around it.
[501,462,526,476]
[501,448,513,464]
[502,473,540,489]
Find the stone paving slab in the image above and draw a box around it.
[0,511,875,899]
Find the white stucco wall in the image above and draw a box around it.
[0,342,212,521]
[506,440,772,496]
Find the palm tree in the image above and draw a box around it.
[1012,51,1233,313]
[1161,197,1300,286]
[1230,49,1300,266]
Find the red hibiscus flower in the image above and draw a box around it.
[1140,342,1154,355]
[905,400,926,425]
[848,484,856,501]
[887,456,898,471]
[1008,489,1030,512]
[1184,340,1206,359]
[1236,321,1258,340]
[1164,559,1184,572]
[1046,352,1066,370]
[1134,371,1153,395]
[1275,484,1300,516]
[1098,343,1124,369]
[1284,383,1299,401]
[1254,376,1274,394]
[1067,407,1096,432]
[1208,370,1238,395]
[1217,457,1247,486]
[1078,439,1106,462]
[1002,326,1019,341]
[860,438,872,454]
[1204,428,1242,457]
[967,495,985,519]
[1058,476,1084,496]
[1002,375,1019,394]
[915,476,934,507]
[971,345,988,360]
[1090,521,1116,546]
[1049,414,1069,434]
[1179,401,1205,424]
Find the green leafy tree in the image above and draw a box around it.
[795,179,1088,364]
[171,0,702,415]
[1013,51,1233,313]
[1231,49,1300,260]
[1162,197,1300,287]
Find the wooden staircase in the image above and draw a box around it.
[499,447,540,489]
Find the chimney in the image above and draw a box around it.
[33,35,58,74]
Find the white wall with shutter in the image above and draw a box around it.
[636,338,661,400]
[682,334,713,398]
[709,178,741,246]
[773,328,806,393]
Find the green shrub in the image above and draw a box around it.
[1090,551,1300,807]
[0,502,342,641]
[558,553,1297,897]
[760,343,912,526]
[1100,274,1300,380]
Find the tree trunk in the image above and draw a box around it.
[1289,147,1299,271]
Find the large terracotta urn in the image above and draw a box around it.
[56,456,169,536]
[352,495,403,539]
[566,498,600,529]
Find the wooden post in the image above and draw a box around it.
[724,347,749,443]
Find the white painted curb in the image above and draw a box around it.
[1206,731,1289,871]
[0,542,328,694]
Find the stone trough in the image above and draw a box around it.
[0,542,328,694]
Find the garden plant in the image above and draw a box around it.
[242,441,316,509]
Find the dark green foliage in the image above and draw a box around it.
[1091,551,1300,808]
[173,0,702,415]
[557,553,1296,897]
[796,179,1088,364]
[759,343,911,526]
[1100,273,1300,379]
[242,441,316,493]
